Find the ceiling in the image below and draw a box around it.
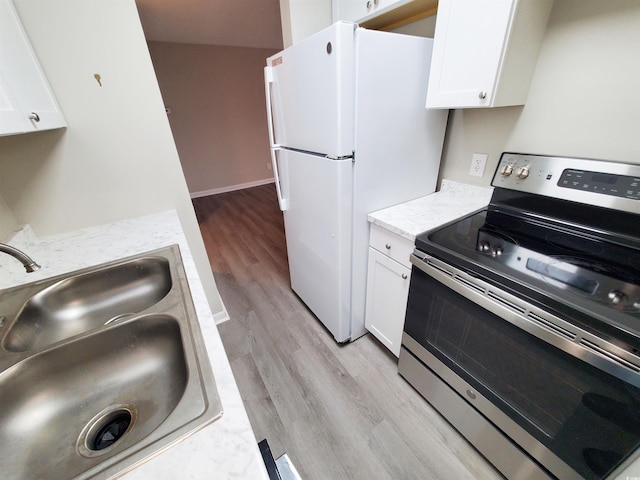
[135,0,284,50]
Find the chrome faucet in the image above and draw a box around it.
[0,243,41,272]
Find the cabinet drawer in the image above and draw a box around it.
[369,223,414,269]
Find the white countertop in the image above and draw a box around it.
[368,179,494,240]
[0,211,268,480]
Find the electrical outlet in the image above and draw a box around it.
[469,153,488,177]
[266,163,272,170]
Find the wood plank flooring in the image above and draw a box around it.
[192,184,504,480]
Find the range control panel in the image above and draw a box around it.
[491,153,640,213]
[559,169,640,200]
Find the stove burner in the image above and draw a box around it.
[485,212,524,231]
[546,233,605,256]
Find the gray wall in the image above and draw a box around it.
[147,41,279,197]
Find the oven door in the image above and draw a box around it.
[400,252,640,480]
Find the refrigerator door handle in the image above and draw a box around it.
[271,146,289,211]
[264,66,279,148]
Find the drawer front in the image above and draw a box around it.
[369,224,414,268]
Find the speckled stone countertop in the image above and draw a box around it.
[368,179,494,241]
[0,211,268,480]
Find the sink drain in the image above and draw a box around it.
[91,412,131,450]
[77,403,137,458]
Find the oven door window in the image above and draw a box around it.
[404,266,640,480]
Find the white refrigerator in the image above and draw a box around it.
[264,22,448,343]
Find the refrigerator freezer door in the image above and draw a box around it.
[265,22,356,158]
[280,149,353,342]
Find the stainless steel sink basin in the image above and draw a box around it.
[0,245,223,480]
[3,256,173,352]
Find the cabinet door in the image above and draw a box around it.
[365,247,411,357]
[0,70,31,134]
[426,0,515,109]
[0,0,65,135]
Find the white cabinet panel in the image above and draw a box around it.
[365,223,413,357]
[333,0,408,23]
[365,246,410,357]
[426,0,553,109]
[0,0,65,135]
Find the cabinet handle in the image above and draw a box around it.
[385,243,391,249]
[478,91,487,100]
[401,273,408,280]
[28,112,40,122]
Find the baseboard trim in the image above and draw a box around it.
[190,178,275,199]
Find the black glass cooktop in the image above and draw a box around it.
[415,208,640,338]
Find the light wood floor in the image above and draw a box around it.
[193,184,504,480]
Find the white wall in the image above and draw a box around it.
[438,0,640,186]
[0,0,224,315]
[147,42,279,197]
[279,0,332,47]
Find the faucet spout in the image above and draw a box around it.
[0,243,41,273]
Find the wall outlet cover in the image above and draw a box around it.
[469,153,488,177]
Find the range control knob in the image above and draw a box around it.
[491,247,503,257]
[478,241,491,252]
[515,166,530,180]
[608,290,627,305]
[500,164,513,177]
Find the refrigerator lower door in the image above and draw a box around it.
[280,149,353,342]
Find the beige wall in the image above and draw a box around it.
[147,42,279,197]
[437,0,640,187]
[391,14,437,38]
[0,0,224,316]
[0,193,18,240]
[280,0,332,47]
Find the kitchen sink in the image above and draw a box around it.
[0,245,223,480]
[3,255,173,352]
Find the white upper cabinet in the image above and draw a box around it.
[0,0,66,135]
[333,0,406,22]
[333,0,440,28]
[426,0,553,109]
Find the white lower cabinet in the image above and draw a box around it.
[365,224,413,357]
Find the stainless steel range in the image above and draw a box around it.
[399,153,640,480]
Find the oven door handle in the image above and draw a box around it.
[411,251,640,388]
